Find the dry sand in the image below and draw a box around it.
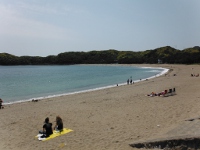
[0,64,200,150]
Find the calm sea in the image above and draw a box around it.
[0,65,167,104]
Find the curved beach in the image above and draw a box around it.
[0,64,200,150]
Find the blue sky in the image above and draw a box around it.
[0,0,199,56]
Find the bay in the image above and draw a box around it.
[0,65,167,104]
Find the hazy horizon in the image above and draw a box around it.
[0,0,200,56]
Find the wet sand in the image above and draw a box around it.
[0,64,200,150]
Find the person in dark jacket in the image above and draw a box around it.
[39,117,53,137]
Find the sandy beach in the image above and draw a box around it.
[0,64,200,150]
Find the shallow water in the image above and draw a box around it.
[0,65,167,103]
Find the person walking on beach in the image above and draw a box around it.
[0,98,3,109]
[130,79,132,84]
[39,117,53,137]
[54,116,63,132]
[127,79,129,85]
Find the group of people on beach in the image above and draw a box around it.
[127,78,134,85]
[39,116,63,138]
[191,73,199,77]
[147,92,165,97]
[146,88,175,97]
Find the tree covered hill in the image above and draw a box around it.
[0,46,200,65]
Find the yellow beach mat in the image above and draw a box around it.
[36,128,73,141]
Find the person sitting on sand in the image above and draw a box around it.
[54,116,63,132]
[157,92,162,96]
[147,92,156,97]
[39,117,53,137]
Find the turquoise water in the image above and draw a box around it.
[0,65,167,103]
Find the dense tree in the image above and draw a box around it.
[0,53,19,65]
[0,46,200,65]
[44,55,58,64]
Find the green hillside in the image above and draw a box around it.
[0,46,200,65]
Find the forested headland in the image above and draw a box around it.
[0,46,200,65]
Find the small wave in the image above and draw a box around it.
[145,70,161,73]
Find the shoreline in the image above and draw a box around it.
[1,64,199,150]
[3,66,168,105]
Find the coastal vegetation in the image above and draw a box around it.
[0,46,200,65]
